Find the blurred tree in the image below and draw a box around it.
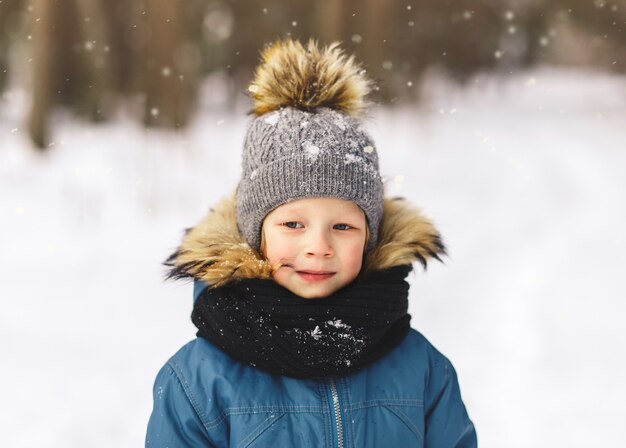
[141,0,189,127]
[28,0,113,148]
[316,0,345,42]
[23,0,206,148]
[1,0,624,149]
[0,0,24,92]
[543,0,626,69]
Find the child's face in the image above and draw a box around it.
[262,197,367,299]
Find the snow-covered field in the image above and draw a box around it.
[1,68,625,447]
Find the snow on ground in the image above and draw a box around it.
[1,68,626,447]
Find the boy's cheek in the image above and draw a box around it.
[344,246,365,274]
[263,241,289,265]
[271,268,292,289]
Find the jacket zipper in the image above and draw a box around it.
[329,378,344,448]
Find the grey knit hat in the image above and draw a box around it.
[236,39,384,251]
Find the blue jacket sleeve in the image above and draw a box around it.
[146,363,215,447]
[424,353,477,447]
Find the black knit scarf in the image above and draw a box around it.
[191,265,412,378]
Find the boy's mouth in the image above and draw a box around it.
[296,270,336,282]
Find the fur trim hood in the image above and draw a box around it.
[165,195,445,288]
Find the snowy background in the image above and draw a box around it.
[1,68,626,447]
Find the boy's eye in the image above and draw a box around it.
[333,223,353,231]
[282,221,304,229]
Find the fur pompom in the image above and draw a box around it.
[248,39,372,116]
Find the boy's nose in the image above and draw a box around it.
[305,232,333,258]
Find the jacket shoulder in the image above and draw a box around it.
[161,338,244,428]
[167,337,237,376]
[390,328,452,370]
[402,330,477,445]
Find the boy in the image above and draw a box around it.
[146,39,476,447]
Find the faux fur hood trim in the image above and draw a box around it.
[165,195,445,288]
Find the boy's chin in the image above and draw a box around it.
[281,281,343,299]
[296,289,336,300]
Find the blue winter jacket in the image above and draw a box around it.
[147,195,477,447]
[147,325,476,447]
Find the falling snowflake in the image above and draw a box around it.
[264,112,280,125]
[344,153,365,166]
[303,141,321,160]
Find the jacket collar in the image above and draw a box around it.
[166,194,445,288]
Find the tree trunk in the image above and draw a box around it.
[142,0,189,128]
[74,0,112,121]
[316,0,345,43]
[28,0,55,149]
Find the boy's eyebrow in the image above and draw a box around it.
[276,208,361,218]
[270,204,365,219]
[270,208,304,217]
